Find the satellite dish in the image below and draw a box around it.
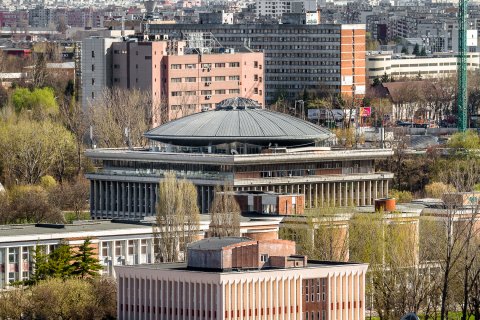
[401,313,420,320]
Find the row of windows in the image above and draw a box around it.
[264,53,340,58]
[172,89,246,96]
[267,76,340,82]
[170,62,251,70]
[170,75,243,83]
[268,60,340,66]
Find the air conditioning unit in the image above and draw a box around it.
[106,256,112,261]
[205,95,211,99]
[205,82,211,86]
[119,255,125,260]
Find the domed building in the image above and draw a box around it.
[86,98,393,219]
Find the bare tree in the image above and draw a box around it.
[154,172,200,263]
[89,88,154,148]
[209,184,241,237]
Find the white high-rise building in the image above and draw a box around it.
[255,0,317,18]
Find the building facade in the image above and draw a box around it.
[115,237,368,320]
[82,36,264,122]
[366,51,480,82]
[255,0,317,18]
[0,217,282,289]
[81,36,122,110]
[145,23,367,103]
[85,98,393,220]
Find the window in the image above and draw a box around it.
[229,75,240,80]
[215,63,225,68]
[229,89,240,94]
[215,76,225,81]
[171,78,182,83]
[215,89,226,94]
[91,50,95,58]
[91,64,95,71]
[101,242,109,257]
[8,248,17,263]
[91,78,95,85]
[185,64,196,69]
[140,239,147,254]
[201,63,211,68]
[145,56,151,60]
[201,76,212,82]
[201,90,212,95]
[128,240,135,255]
[185,77,196,82]
[229,62,240,67]
[185,91,196,96]
[260,254,268,262]
[172,91,182,97]
[254,61,259,68]
[201,103,211,108]
[254,74,259,81]
[91,92,95,99]
[113,64,120,69]
[171,64,182,69]
[254,88,258,94]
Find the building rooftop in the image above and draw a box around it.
[144,98,333,147]
[115,259,365,273]
[187,237,253,250]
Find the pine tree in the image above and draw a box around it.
[48,242,74,279]
[412,43,420,55]
[27,245,49,285]
[420,47,427,56]
[71,238,102,279]
[401,46,408,54]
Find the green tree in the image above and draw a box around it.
[27,245,50,285]
[447,130,480,150]
[420,47,427,56]
[401,46,409,54]
[0,119,76,184]
[412,43,420,55]
[47,242,75,279]
[71,238,103,279]
[154,172,200,263]
[11,87,58,119]
[209,184,241,238]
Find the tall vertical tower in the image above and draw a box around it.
[457,0,468,132]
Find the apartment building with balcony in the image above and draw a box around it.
[82,35,264,124]
[145,22,367,104]
[116,237,368,320]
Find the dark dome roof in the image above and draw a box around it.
[145,102,332,147]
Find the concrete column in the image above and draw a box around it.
[327,183,330,206]
[350,182,354,207]
[321,183,324,207]
[368,181,372,206]
[314,184,318,208]
[362,181,366,206]
[109,181,114,216]
[333,183,336,207]
[99,180,103,214]
[339,182,342,207]
[356,181,360,206]
[380,180,384,198]
[374,180,378,201]
[385,180,389,197]
[308,184,312,208]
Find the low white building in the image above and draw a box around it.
[366,51,480,83]
[0,216,282,289]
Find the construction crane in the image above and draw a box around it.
[457,0,468,132]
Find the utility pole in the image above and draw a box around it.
[458,0,468,132]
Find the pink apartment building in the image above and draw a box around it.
[110,38,264,125]
[115,237,368,320]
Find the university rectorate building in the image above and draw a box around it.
[86,97,393,220]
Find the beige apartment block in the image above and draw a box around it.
[110,39,264,124]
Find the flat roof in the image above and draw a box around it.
[115,259,366,274]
